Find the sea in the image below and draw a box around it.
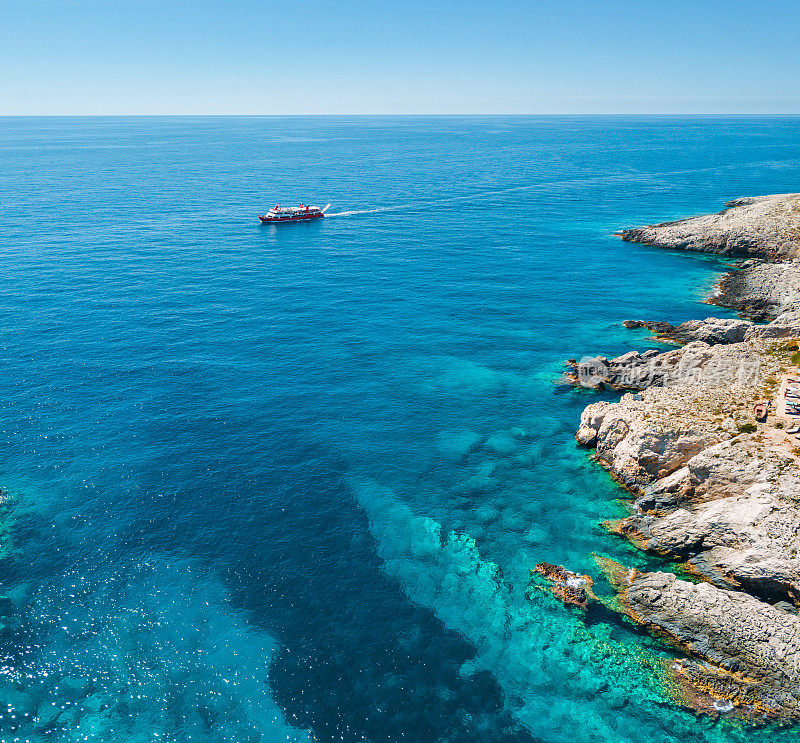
[1,115,799,743]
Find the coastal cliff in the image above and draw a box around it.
[618,193,800,261]
[619,194,800,322]
[565,195,800,720]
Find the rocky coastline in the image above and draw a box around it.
[559,194,800,721]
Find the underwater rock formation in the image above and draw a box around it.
[531,563,595,609]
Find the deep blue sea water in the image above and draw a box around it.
[1,116,799,743]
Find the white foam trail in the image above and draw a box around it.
[324,164,772,221]
[325,205,410,217]
[325,170,709,219]
[323,177,623,218]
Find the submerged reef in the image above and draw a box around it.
[562,195,800,721]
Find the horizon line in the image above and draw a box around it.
[2,112,800,118]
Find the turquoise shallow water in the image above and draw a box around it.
[1,116,800,742]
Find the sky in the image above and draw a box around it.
[2,0,800,115]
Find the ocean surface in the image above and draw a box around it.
[1,116,799,743]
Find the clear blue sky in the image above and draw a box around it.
[3,0,800,115]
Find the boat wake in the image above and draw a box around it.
[325,205,410,217]
[324,179,612,218]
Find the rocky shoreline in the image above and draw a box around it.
[558,195,800,721]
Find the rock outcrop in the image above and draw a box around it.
[574,335,800,719]
[711,260,800,322]
[617,442,800,606]
[569,337,766,395]
[620,195,800,322]
[622,317,753,346]
[623,314,800,345]
[531,563,595,609]
[562,196,800,720]
[608,568,800,719]
[618,194,800,261]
